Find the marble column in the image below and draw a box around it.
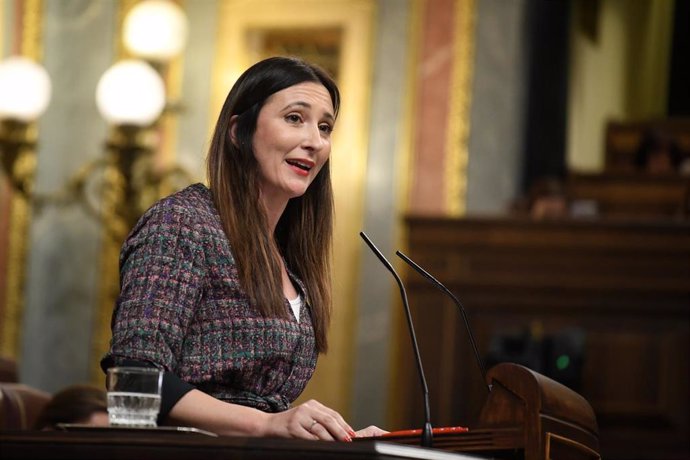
[21,0,117,391]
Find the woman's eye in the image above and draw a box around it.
[319,123,333,134]
[286,114,302,123]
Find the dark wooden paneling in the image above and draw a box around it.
[397,216,690,460]
[566,173,690,219]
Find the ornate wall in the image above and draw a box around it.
[0,0,481,425]
[0,0,603,431]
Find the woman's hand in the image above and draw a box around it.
[355,425,389,438]
[262,399,356,441]
[169,390,382,441]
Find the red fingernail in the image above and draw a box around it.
[344,436,352,442]
[348,430,357,438]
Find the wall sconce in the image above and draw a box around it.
[85,0,191,238]
[0,0,193,373]
[0,56,52,197]
[89,59,168,237]
[0,1,191,239]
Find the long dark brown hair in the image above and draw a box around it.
[207,57,339,353]
[34,385,107,429]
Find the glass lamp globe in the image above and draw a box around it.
[0,56,52,122]
[123,0,188,61]
[96,60,166,126]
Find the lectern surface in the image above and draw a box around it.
[0,429,486,460]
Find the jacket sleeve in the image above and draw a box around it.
[102,197,205,405]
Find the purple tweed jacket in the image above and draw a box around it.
[104,183,318,412]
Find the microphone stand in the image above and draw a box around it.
[360,232,433,448]
[396,250,492,393]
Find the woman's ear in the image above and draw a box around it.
[229,115,239,147]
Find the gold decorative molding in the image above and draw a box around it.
[213,0,375,418]
[0,1,3,55]
[1,193,30,357]
[444,0,476,216]
[0,0,43,359]
[20,0,43,59]
[115,0,138,59]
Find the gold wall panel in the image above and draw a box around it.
[444,0,476,216]
[0,0,43,360]
[213,0,375,419]
[1,193,30,358]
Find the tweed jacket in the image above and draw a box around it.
[104,183,318,412]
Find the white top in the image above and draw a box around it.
[288,294,302,321]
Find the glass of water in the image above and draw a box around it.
[106,367,163,428]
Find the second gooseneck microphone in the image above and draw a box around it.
[396,250,492,393]
[359,232,433,448]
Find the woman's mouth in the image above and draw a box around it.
[286,159,314,176]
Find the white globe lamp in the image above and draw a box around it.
[0,56,52,122]
[96,59,166,126]
[123,0,188,61]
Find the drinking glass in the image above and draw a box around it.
[106,366,163,428]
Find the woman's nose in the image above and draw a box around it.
[302,124,326,151]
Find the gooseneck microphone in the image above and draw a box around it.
[396,250,492,393]
[359,232,433,448]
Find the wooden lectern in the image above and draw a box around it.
[0,429,482,460]
[382,362,600,460]
[0,363,599,460]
